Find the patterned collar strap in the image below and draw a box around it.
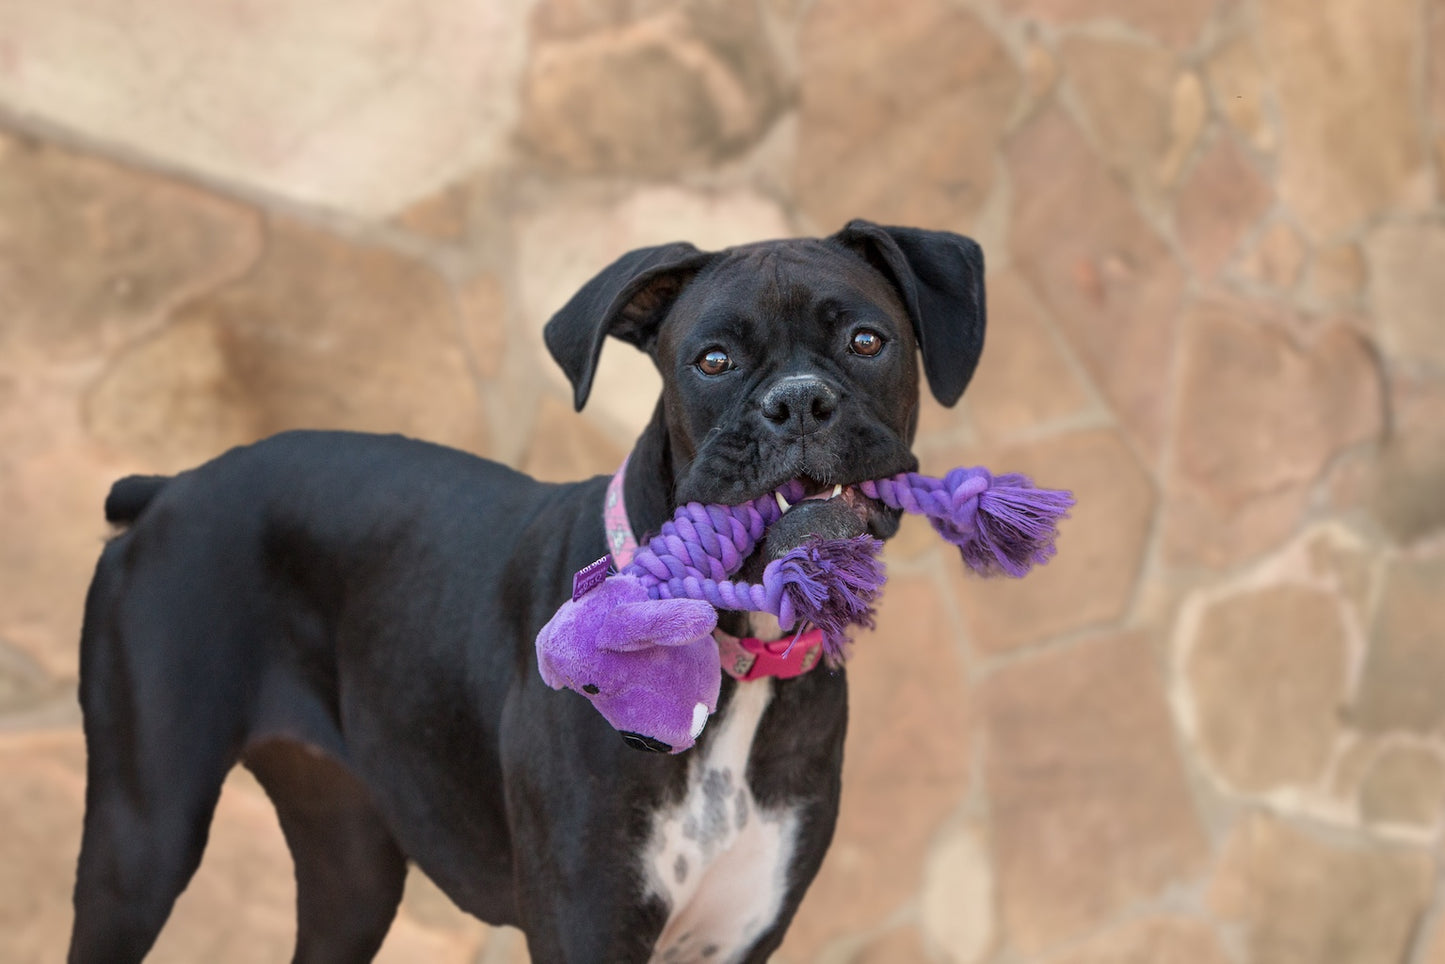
[603,455,640,569]
[715,627,826,682]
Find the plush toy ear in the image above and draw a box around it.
[830,220,987,407]
[543,242,716,410]
[596,598,719,653]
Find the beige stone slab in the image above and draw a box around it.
[0,731,89,964]
[1258,0,1430,239]
[1184,584,1350,795]
[519,2,787,177]
[1352,552,1445,735]
[1363,219,1445,371]
[1205,29,1279,156]
[84,215,490,473]
[1006,109,1184,461]
[1360,743,1445,831]
[0,427,130,679]
[1421,907,1445,964]
[983,630,1209,955]
[853,924,935,963]
[956,271,1095,444]
[1176,135,1273,279]
[1304,241,1366,308]
[1057,35,1177,197]
[996,0,1218,50]
[1239,221,1306,291]
[0,0,533,216]
[1209,813,1434,964]
[1367,374,1445,543]
[794,0,1020,233]
[920,821,995,964]
[0,132,262,367]
[1164,300,1382,568]
[1046,916,1232,964]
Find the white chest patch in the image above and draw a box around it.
[644,679,799,964]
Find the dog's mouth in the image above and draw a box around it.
[727,477,883,577]
[772,477,876,528]
[714,479,888,638]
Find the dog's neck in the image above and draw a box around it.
[620,403,678,545]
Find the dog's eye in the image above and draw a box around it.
[696,348,733,376]
[850,329,885,357]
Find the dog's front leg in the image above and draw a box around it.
[500,679,675,963]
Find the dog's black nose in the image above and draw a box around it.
[761,375,838,435]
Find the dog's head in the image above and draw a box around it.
[544,220,985,548]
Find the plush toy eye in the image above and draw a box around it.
[696,348,733,375]
[583,683,599,695]
[850,329,885,357]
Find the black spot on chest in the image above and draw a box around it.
[683,767,736,847]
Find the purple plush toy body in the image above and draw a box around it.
[537,466,1073,752]
[535,575,719,752]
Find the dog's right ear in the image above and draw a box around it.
[544,243,715,411]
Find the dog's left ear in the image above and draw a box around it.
[545,242,716,411]
[831,220,986,407]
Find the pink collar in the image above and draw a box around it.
[715,626,826,681]
[604,459,826,682]
[603,455,640,569]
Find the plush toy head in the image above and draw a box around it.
[535,574,721,753]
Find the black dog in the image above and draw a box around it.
[68,220,985,963]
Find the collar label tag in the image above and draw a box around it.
[572,555,612,601]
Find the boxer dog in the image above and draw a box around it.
[68,220,985,963]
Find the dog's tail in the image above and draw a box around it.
[105,475,171,526]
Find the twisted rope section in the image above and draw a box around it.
[610,467,1072,656]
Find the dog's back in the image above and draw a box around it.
[72,430,600,961]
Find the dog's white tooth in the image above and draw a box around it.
[831,484,843,499]
[776,491,791,513]
[690,702,710,739]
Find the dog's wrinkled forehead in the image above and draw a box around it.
[654,239,915,361]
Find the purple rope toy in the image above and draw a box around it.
[622,467,1075,659]
[535,467,1072,753]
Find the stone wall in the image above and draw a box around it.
[1,0,1442,961]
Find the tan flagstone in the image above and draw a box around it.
[84,216,490,473]
[1360,743,1445,831]
[795,0,1020,232]
[1006,109,1184,460]
[1363,219,1445,370]
[1164,300,1382,567]
[1209,813,1434,964]
[985,631,1208,954]
[1352,553,1445,735]
[519,2,787,177]
[1184,584,1350,795]
[1258,0,1429,239]
[1046,916,1232,964]
[0,0,535,216]
[1176,135,1274,279]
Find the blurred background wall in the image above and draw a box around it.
[1,0,1443,961]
